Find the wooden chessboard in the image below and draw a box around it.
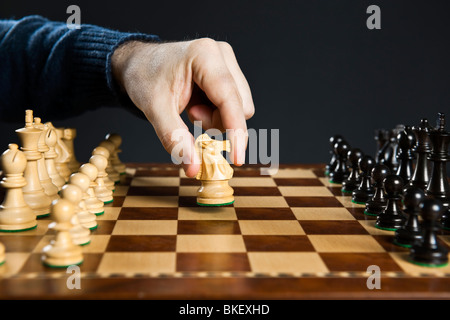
[1,163,450,299]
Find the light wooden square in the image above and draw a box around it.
[389,252,450,276]
[248,252,329,274]
[179,186,199,196]
[112,220,177,235]
[229,177,276,187]
[335,196,365,208]
[308,235,385,252]
[319,177,341,187]
[0,253,30,277]
[97,207,121,220]
[122,196,179,207]
[239,220,305,235]
[130,177,180,187]
[81,235,110,253]
[292,207,356,220]
[359,220,395,235]
[178,207,237,220]
[176,235,246,252]
[233,196,288,208]
[97,252,176,274]
[278,186,334,197]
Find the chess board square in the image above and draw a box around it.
[235,208,296,220]
[0,253,29,277]
[232,169,264,177]
[176,253,251,272]
[122,196,179,207]
[118,207,178,220]
[81,235,110,253]
[178,207,237,220]
[97,207,121,220]
[233,196,288,208]
[108,196,125,207]
[359,220,396,236]
[269,168,317,178]
[389,252,450,275]
[178,220,241,234]
[278,186,334,197]
[300,221,368,235]
[113,185,129,196]
[291,208,355,220]
[130,177,180,187]
[320,253,403,272]
[91,220,116,235]
[327,187,347,196]
[97,252,176,274]
[248,252,329,273]
[127,186,179,196]
[308,235,386,252]
[229,177,276,187]
[176,235,246,252]
[233,187,281,196]
[106,235,177,252]
[319,177,340,187]
[112,220,177,235]
[335,196,365,208]
[0,235,42,252]
[243,235,315,252]
[180,178,201,186]
[274,178,323,186]
[347,207,373,220]
[285,197,343,207]
[371,235,410,253]
[239,220,304,235]
[179,186,199,196]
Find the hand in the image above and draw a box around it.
[111,38,255,177]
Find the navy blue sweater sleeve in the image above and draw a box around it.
[0,15,159,121]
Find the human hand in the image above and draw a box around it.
[111,38,255,177]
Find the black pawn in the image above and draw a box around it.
[341,148,364,194]
[394,187,424,248]
[364,164,390,216]
[375,175,406,231]
[396,126,416,185]
[408,119,432,190]
[329,140,350,184]
[325,135,344,176]
[351,155,375,204]
[409,198,449,267]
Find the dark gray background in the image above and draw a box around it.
[0,0,449,166]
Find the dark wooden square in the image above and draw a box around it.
[177,221,241,235]
[243,235,315,252]
[176,253,251,272]
[300,220,369,235]
[106,235,177,252]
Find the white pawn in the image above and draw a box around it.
[41,198,83,268]
[98,140,121,183]
[92,146,115,191]
[69,173,98,230]
[60,184,91,246]
[89,155,114,204]
[105,133,126,175]
[43,126,65,190]
[79,163,104,216]
[0,144,37,231]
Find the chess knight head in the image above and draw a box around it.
[195,133,233,181]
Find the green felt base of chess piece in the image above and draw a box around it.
[42,260,84,269]
[95,211,105,216]
[197,201,235,207]
[0,224,37,233]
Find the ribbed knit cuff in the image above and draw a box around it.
[70,25,160,117]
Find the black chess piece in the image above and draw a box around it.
[408,119,432,191]
[351,155,375,204]
[394,186,424,248]
[341,148,363,194]
[426,113,450,230]
[375,175,406,231]
[409,198,449,267]
[325,135,344,176]
[364,164,390,216]
[378,125,404,173]
[396,126,416,185]
[329,140,350,184]
[375,129,389,162]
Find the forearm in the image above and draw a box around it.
[0,15,159,121]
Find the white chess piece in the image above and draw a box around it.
[79,163,104,216]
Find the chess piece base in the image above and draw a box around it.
[41,243,83,268]
[197,180,234,206]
